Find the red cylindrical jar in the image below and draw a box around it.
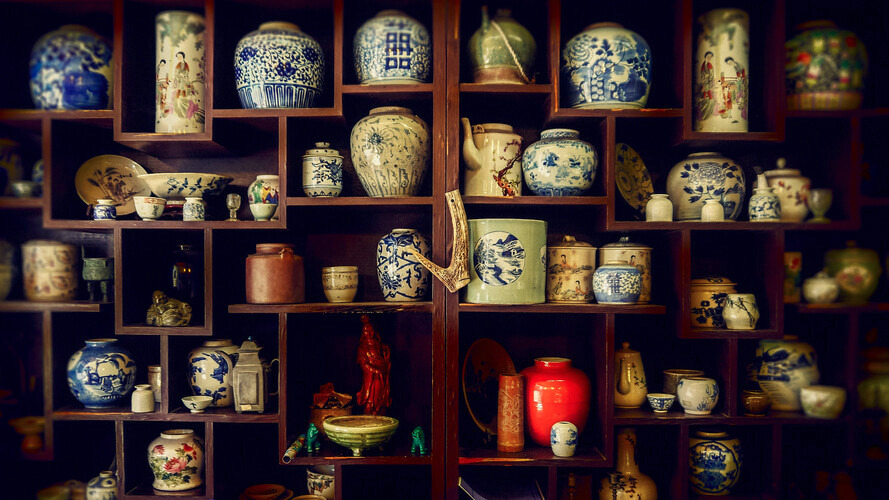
[520,357,591,447]
[245,243,305,303]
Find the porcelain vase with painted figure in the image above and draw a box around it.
[461,119,523,196]
[30,25,112,110]
[598,427,658,500]
[67,338,136,408]
[614,342,648,409]
[722,293,759,330]
[753,335,819,411]
[22,239,79,302]
[468,7,536,84]
[354,10,431,84]
[155,11,205,133]
[765,158,810,222]
[520,357,591,447]
[376,229,431,301]
[667,152,745,221]
[465,218,547,304]
[148,429,204,491]
[522,129,597,196]
[546,235,596,303]
[187,339,239,407]
[351,106,430,197]
[694,9,749,132]
[689,428,742,495]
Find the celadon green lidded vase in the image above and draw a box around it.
[467,7,536,84]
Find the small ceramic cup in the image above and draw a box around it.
[677,377,719,415]
[243,483,286,500]
[183,196,207,221]
[250,203,278,221]
[93,199,117,220]
[550,421,578,457]
[646,393,676,413]
[134,196,166,220]
[321,266,359,303]
[800,385,846,419]
[306,464,335,499]
[662,369,705,396]
[181,395,213,413]
[11,180,39,198]
[742,388,771,416]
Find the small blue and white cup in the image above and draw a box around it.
[647,393,676,413]
[550,421,578,457]
[93,199,116,220]
[183,197,206,221]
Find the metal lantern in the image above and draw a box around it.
[232,338,278,413]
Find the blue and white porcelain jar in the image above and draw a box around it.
[86,470,117,500]
[30,25,113,110]
[93,199,117,220]
[753,335,819,411]
[354,10,431,84]
[689,428,742,495]
[677,377,719,415]
[748,186,781,221]
[67,339,136,408]
[350,106,430,197]
[561,23,651,109]
[302,142,343,197]
[376,229,431,301]
[188,339,239,407]
[550,421,578,457]
[592,260,641,304]
[667,152,746,221]
[522,129,597,196]
[234,22,325,108]
[182,197,206,221]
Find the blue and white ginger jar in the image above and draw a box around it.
[689,429,742,495]
[561,23,651,109]
[350,106,430,197]
[188,339,239,407]
[67,339,136,408]
[235,22,325,108]
[86,470,117,500]
[592,260,641,304]
[354,10,431,84]
[376,229,431,301]
[302,142,343,197]
[522,129,597,196]
[667,152,746,221]
[30,25,113,110]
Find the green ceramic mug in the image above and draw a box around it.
[465,218,547,304]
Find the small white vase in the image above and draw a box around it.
[550,421,578,457]
[131,384,155,413]
[723,293,759,330]
[645,194,672,221]
[701,199,725,221]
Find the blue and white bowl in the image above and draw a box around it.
[138,173,233,201]
[592,260,641,304]
[522,129,597,196]
[354,10,431,84]
[30,25,113,110]
[647,392,676,413]
[376,228,431,301]
[235,22,325,108]
[67,338,136,408]
[561,22,651,109]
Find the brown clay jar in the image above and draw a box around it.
[742,388,771,416]
[245,243,305,303]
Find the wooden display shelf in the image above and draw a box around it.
[607,220,858,231]
[116,325,212,336]
[212,107,342,119]
[793,302,889,314]
[548,108,682,119]
[113,132,227,156]
[860,196,889,207]
[342,83,434,95]
[229,302,434,314]
[614,408,849,425]
[679,328,782,340]
[681,131,783,143]
[0,301,105,313]
[0,197,43,210]
[123,486,208,500]
[458,303,665,314]
[282,441,433,466]
[43,219,287,230]
[459,83,553,94]
[462,196,607,206]
[786,107,889,119]
[285,196,433,207]
[0,109,113,121]
[458,446,607,466]
[53,405,279,423]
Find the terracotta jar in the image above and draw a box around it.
[520,357,591,447]
[245,243,305,303]
[598,427,657,499]
[614,342,648,409]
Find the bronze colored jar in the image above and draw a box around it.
[245,243,305,303]
[742,388,771,416]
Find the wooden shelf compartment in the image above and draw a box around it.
[608,220,859,231]
[0,301,105,313]
[0,197,44,210]
[462,196,608,206]
[53,405,279,423]
[229,301,433,314]
[614,408,851,426]
[459,84,554,95]
[285,196,434,206]
[793,302,889,314]
[45,219,286,230]
[342,83,434,95]
[678,328,782,340]
[458,445,607,466]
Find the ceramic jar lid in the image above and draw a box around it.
[765,158,803,177]
[691,277,736,288]
[303,142,342,160]
[550,235,594,249]
[616,341,638,354]
[601,235,651,251]
[803,270,836,284]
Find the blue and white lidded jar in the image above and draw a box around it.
[302,142,343,197]
[354,10,431,84]
[689,428,742,495]
[667,152,746,221]
[350,106,430,197]
[376,228,431,301]
[93,199,117,220]
[30,25,113,110]
[67,338,136,408]
[677,376,720,415]
[522,129,597,196]
[550,421,578,457]
[234,22,325,109]
[187,339,239,407]
[182,197,206,221]
[592,260,641,305]
[561,23,651,109]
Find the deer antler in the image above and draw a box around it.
[409,189,471,293]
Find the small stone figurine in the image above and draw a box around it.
[356,314,391,415]
[411,426,427,456]
[146,290,192,326]
[306,423,321,454]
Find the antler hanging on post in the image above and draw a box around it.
[409,189,471,293]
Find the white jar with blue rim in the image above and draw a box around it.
[522,129,597,196]
[354,10,431,84]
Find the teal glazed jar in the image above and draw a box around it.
[354,10,431,84]
[465,219,547,304]
[467,7,536,84]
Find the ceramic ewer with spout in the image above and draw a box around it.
[598,427,657,499]
[461,118,523,196]
[376,228,431,301]
[465,218,547,304]
[614,342,648,409]
[353,10,431,84]
[467,7,536,84]
[350,106,430,197]
[667,152,746,221]
[689,428,742,495]
[67,338,136,408]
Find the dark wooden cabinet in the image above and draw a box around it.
[1,0,888,498]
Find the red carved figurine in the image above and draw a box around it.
[356,314,391,415]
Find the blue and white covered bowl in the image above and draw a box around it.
[235,22,325,108]
[354,10,431,84]
[522,129,597,196]
[67,338,136,408]
[30,25,113,110]
[561,22,651,109]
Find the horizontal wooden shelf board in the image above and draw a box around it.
[463,196,607,206]
[550,108,682,118]
[679,328,782,340]
[342,83,433,95]
[459,446,606,466]
[21,449,53,461]
[285,196,433,206]
[787,107,889,118]
[229,302,433,314]
[608,220,858,231]
[50,219,287,230]
[0,109,113,121]
[793,302,889,314]
[459,303,665,314]
[212,107,341,119]
[283,455,432,466]
[54,405,279,423]
[124,485,208,499]
[615,408,851,425]
[0,197,43,210]
[117,325,212,336]
[0,300,104,313]
[682,131,783,142]
[459,83,554,94]
[861,196,889,207]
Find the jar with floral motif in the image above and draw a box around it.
[592,261,641,305]
[522,129,597,196]
[753,335,819,411]
[302,142,343,197]
[354,10,431,84]
[22,239,79,302]
[690,277,737,328]
[520,357,591,447]
[376,228,431,301]
[546,235,596,303]
[187,339,239,407]
[30,25,112,110]
[825,241,883,303]
[689,428,742,495]
[764,158,810,222]
[667,152,746,221]
[350,106,430,197]
[67,338,136,408]
[234,22,325,109]
[148,429,204,491]
[786,21,867,110]
[561,23,651,109]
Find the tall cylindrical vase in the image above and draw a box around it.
[694,9,749,132]
[497,373,524,452]
[155,11,206,133]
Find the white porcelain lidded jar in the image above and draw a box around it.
[764,158,810,222]
[599,236,652,304]
[667,152,746,221]
[148,429,204,491]
[350,106,430,197]
[546,235,596,303]
[354,10,431,84]
[302,142,344,197]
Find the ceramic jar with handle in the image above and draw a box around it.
[461,119,523,196]
[599,236,652,303]
[690,277,737,328]
[467,7,536,84]
[764,158,810,222]
[22,239,79,302]
[350,106,430,197]
[520,357,591,447]
[245,243,305,304]
[546,235,596,303]
[614,342,648,409]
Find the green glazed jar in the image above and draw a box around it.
[465,218,547,304]
[825,241,882,303]
[467,7,536,84]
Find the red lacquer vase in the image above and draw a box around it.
[520,357,591,447]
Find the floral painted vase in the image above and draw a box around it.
[235,22,325,108]
[786,21,867,110]
[520,357,591,447]
[550,421,578,457]
[467,7,535,84]
[67,339,136,408]
[465,218,547,304]
[695,9,749,132]
[614,342,648,409]
[722,293,760,330]
[302,142,343,197]
[690,277,737,328]
[546,235,596,303]
[753,335,819,411]
[689,428,742,495]
[155,11,205,133]
[825,241,882,303]
[461,119,523,196]
[784,252,802,303]
[86,471,117,500]
[667,152,746,221]
[677,377,719,415]
[561,23,651,109]
[148,429,204,491]
[22,239,79,302]
[30,25,112,110]
[350,106,430,197]
[0,138,23,196]
[376,229,431,301]
[598,428,657,500]
[354,10,431,84]
[187,339,239,407]
[600,236,652,303]
[522,129,597,196]
[592,261,641,305]
[764,158,810,222]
